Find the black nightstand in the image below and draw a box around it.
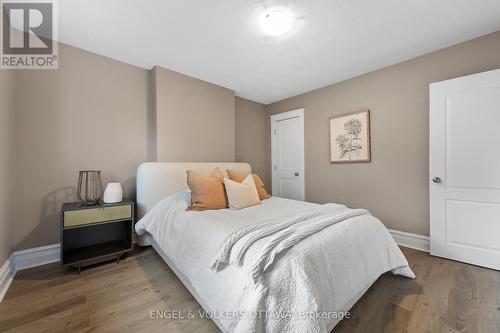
[61,200,134,273]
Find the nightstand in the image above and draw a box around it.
[61,199,134,273]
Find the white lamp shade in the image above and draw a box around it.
[103,183,123,203]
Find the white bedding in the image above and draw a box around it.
[135,192,414,333]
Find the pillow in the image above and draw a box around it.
[223,175,261,209]
[227,169,271,200]
[186,167,228,211]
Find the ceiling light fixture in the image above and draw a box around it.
[260,8,294,37]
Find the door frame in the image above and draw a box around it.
[270,108,305,201]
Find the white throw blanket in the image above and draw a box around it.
[213,204,371,282]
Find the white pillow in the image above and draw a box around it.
[223,175,261,209]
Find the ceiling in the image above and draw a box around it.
[58,0,500,104]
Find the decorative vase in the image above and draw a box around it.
[103,183,123,204]
[77,170,103,205]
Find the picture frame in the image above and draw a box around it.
[329,109,371,163]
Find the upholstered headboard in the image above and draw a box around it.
[136,162,252,219]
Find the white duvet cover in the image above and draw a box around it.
[135,192,414,333]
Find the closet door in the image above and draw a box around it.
[271,109,305,201]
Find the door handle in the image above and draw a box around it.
[432,177,441,184]
[294,172,299,177]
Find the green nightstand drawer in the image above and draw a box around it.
[64,205,132,227]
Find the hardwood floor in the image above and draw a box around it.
[0,246,498,333]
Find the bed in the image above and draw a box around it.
[135,162,414,333]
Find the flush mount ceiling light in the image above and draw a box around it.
[260,8,294,36]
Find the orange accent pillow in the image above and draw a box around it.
[227,169,271,200]
[187,168,228,211]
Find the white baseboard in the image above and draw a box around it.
[0,255,15,302]
[13,243,60,271]
[0,243,60,302]
[389,229,430,252]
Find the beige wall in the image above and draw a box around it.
[8,30,500,251]
[265,31,500,236]
[0,70,14,263]
[11,48,240,251]
[235,97,268,187]
[13,44,150,250]
[153,66,235,162]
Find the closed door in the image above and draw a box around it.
[430,68,500,270]
[271,109,305,201]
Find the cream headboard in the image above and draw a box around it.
[136,162,252,219]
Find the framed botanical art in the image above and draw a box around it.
[330,109,371,163]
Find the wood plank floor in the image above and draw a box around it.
[0,247,499,333]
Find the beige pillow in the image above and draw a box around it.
[223,175,261,209]
[227,169,271,200]
[187,168,228,211]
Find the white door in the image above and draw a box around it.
[430,68,500,270]
[271,109,305,201]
